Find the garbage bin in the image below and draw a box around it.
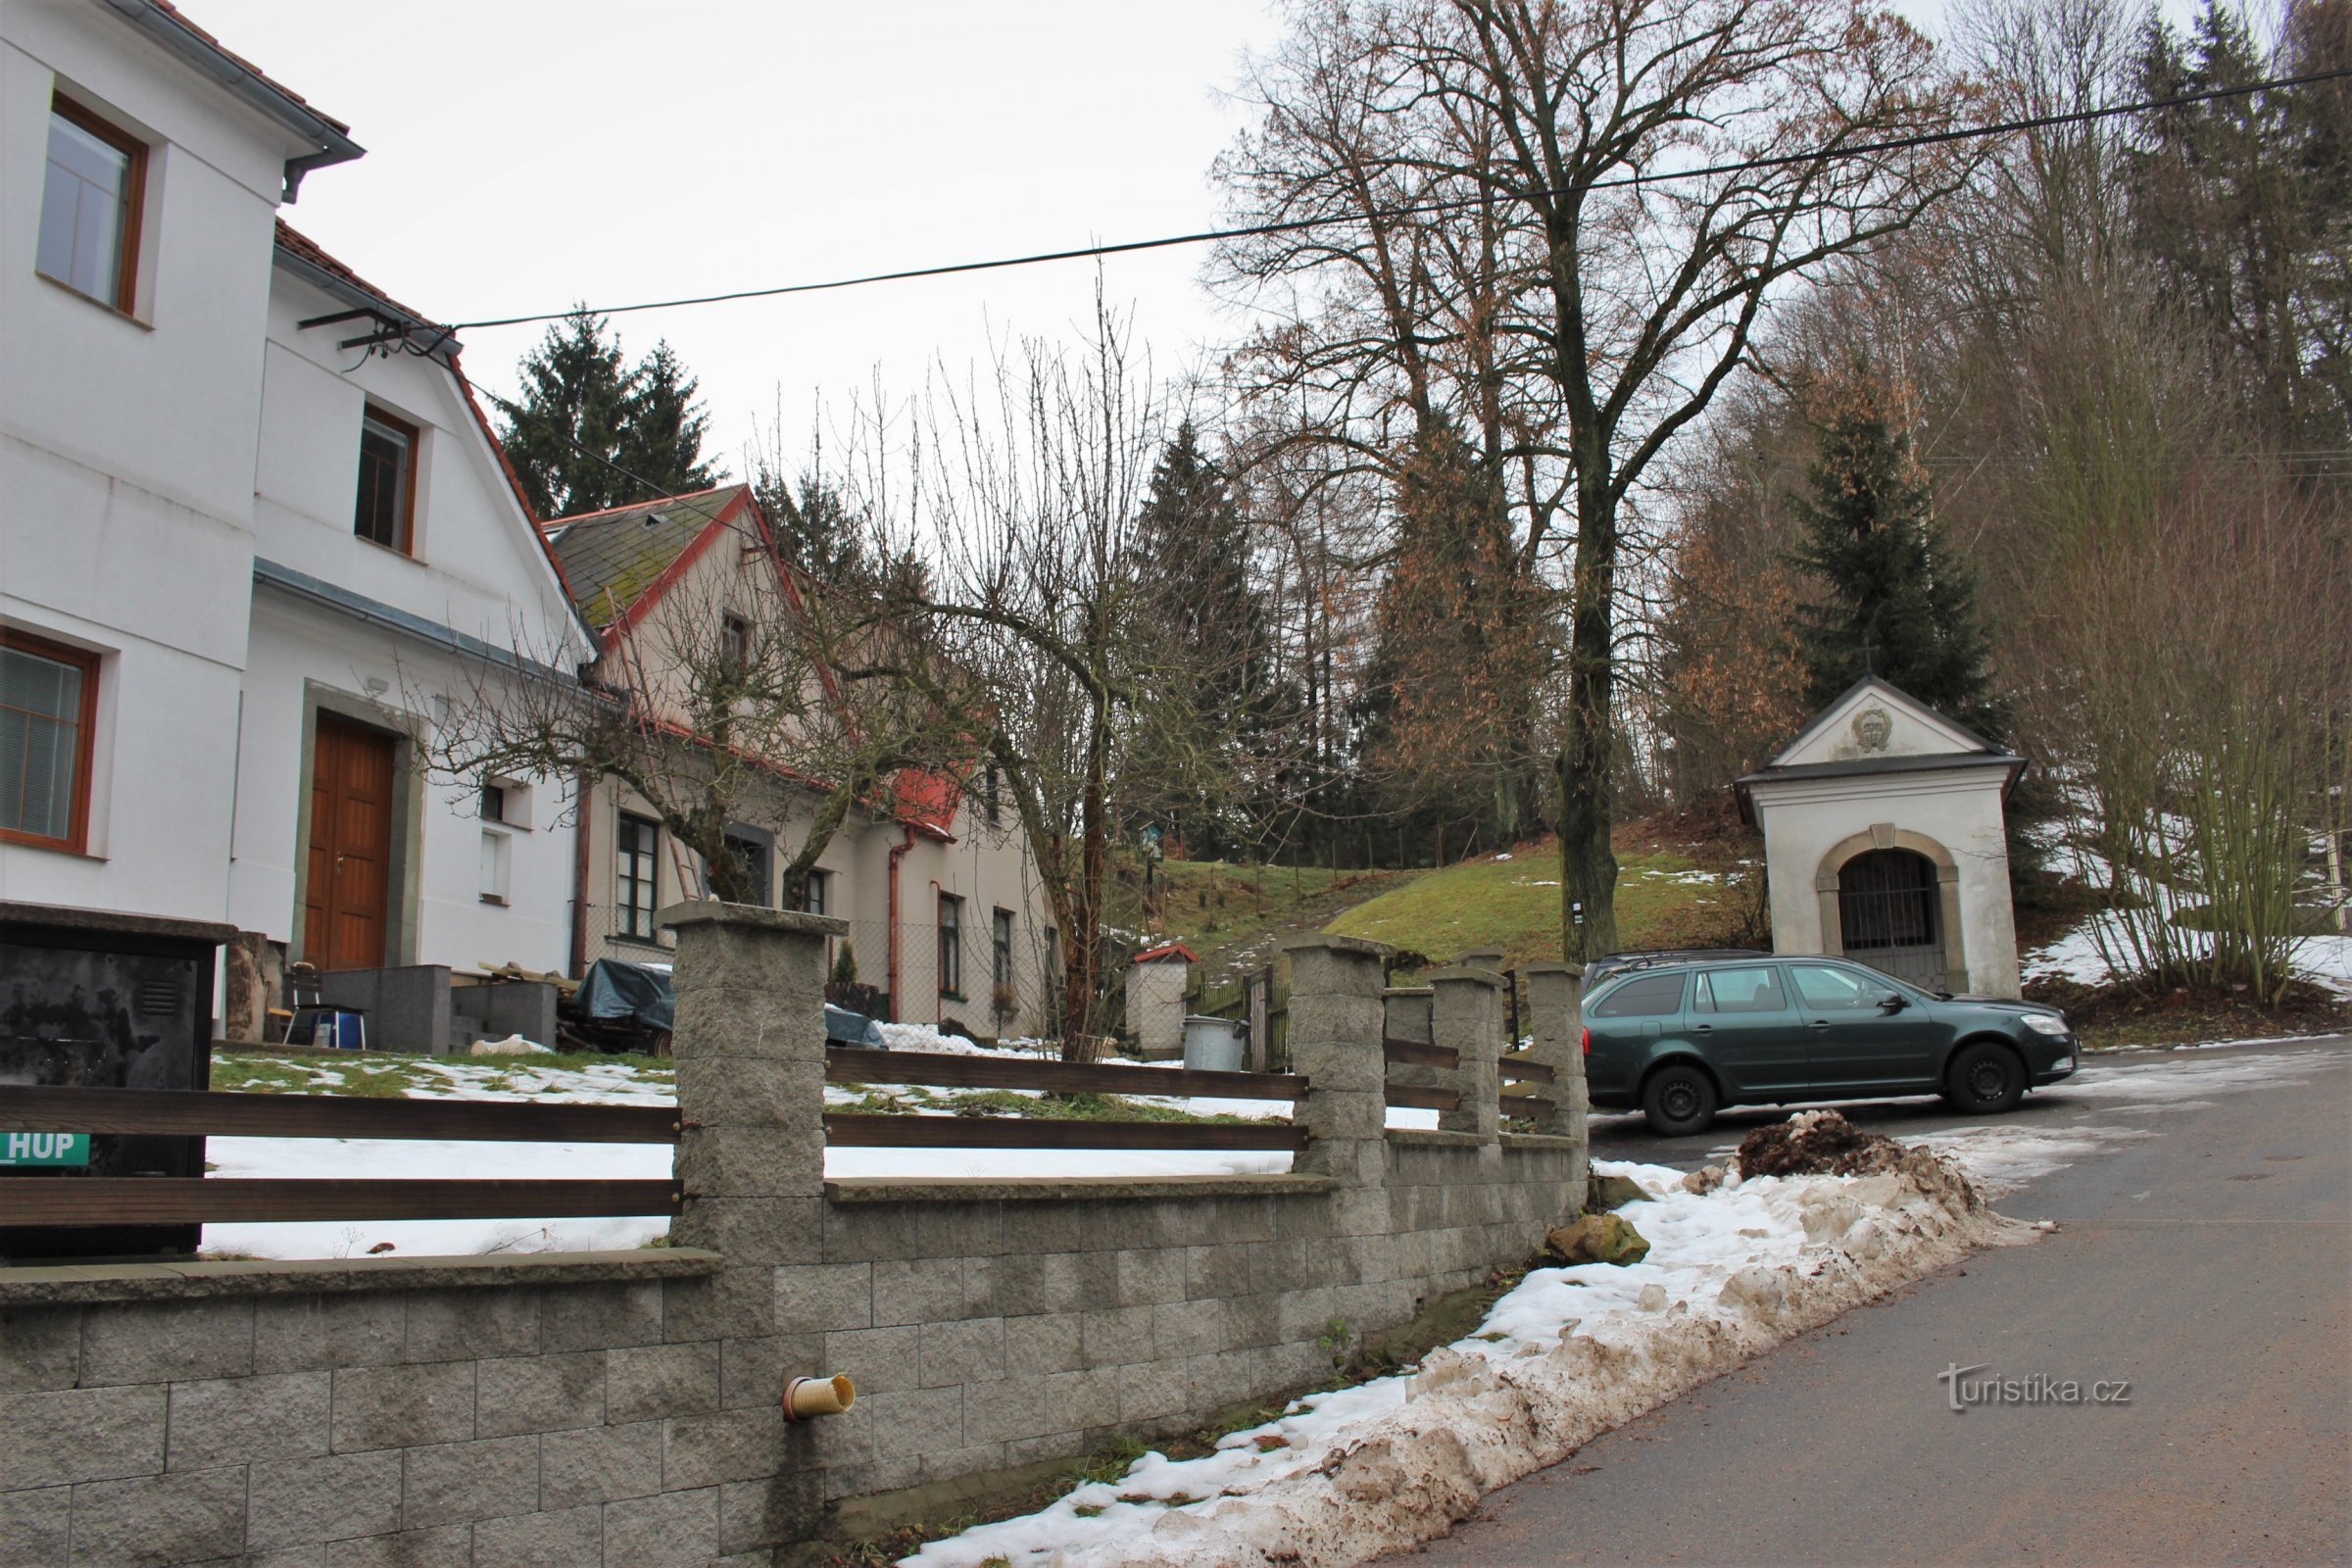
[1,902,233,1261]
[1181,1014,1248,1073]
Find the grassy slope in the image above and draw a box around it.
[1110,859,1420,994]
[1326,843,1749,974]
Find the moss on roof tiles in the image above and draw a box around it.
[544,486,746,628]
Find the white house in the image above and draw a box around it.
[1737,677,2027,998]
[3,1,588,1034]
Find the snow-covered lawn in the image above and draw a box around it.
[2023,913,2352,999]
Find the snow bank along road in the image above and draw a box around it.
[901,1038,2345,1567]
[1407,1035,2351,1567]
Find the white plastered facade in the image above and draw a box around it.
[1741,679,2025,999]
[2,3,585,981]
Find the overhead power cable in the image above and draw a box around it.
[445,64,2352,334]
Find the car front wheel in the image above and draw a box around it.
[1942,1040,2027,1115]
[1641,1062,1720,1137]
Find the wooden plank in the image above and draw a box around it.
[0,1085,679,1144]
[1500,1098,1557,1120]
[1382,1039,1458,1069]
[825,1048,1302,1102]
[1383,1084,1461,1111]
[1497,1054,1558,1084]
[823,1114,1308,1152]
[0,1179,679,1226]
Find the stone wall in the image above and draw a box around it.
[0,915,1586,1565]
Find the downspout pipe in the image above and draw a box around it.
[886,827,913,1023]
[569,769,593,979]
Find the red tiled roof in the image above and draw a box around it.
[1131,943,1199,965]
[273,220,441,329]
[137,2,350,133]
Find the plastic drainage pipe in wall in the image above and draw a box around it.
[783,1374,857,1421]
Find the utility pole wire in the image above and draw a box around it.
[440,65,2352,334]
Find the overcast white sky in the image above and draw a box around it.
[196,0,2032,480]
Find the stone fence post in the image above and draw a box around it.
[1523,960,1589,1148]
[1280,934,1393,1186]
[1427,967,1502,1140]
[660,903,845,1339]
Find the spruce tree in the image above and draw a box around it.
[619,341,719,500]
[1129,423,1280,857]
[1788,370,2000,735]
[753,467,874,588]
[497,310,718,518]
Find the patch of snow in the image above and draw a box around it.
[905,1152,2007,1568]
[2297,933,2352,997]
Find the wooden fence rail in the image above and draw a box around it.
[824,1114,1309,1152]
[0,1084,683,1228]
[825,1048,1304,1103]
[0,1179,680,1226]
[1384,1084,1461,1112]
[1382,1038,1458,1070]
[0,1086,679,1143]
[1497,1054,1557,1084]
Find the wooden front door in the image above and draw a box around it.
[303,714,396,970]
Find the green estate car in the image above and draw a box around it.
[1582,954,2078,1136]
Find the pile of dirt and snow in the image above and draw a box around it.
[903,1144,2023,1568]
[1733,1107,1905,1178]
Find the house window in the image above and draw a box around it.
[355,408,417,553]
[803,869,829,916]
[481,782,508,823]
[983,764,1002,826]
[37,97,144,314]
[478,827,512,905]
[616,812,659,939]
[993,908,1014,988]
[937,893,963,997]
[719,613,750,677]
[0,632,99,853]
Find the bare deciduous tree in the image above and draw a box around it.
[421,494,951,909]
[1220,0,1979,955]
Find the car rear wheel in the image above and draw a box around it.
[1942,1040,2026,1115]
[1641,1062,1719,1137]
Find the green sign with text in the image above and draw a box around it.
[1,1132,90,1167]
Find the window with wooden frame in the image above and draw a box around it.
[719,613,751,678]
[354,407,418,553]
[36,95,145,314]
[616,812,660,939]
[0,630,100,854]
[937,892,964,998]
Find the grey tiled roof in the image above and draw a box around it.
[540,485,747,630]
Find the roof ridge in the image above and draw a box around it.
[539,482,746,531]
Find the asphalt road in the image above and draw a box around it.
[1399,1038,2352,1567]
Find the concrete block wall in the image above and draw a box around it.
[0,1256,788,1567]
[0,914,1587,1565]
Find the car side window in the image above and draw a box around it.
[1789,963,1877,1010]
[1591,971,1686,1017]
[1692,965,1788,1015]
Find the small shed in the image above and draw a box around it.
[1737,678,2027,998]
[1125,943,1198,1058]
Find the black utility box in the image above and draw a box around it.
[0,902,233,1261]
